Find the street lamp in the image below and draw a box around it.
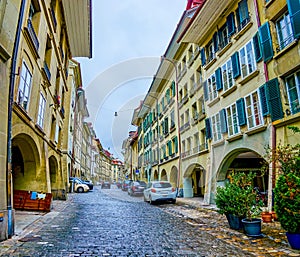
[160,56,182,193]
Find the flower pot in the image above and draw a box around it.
[225,213,243,230]
[261,212,272,223]
[286,232,300,250]
[242,218,262,237]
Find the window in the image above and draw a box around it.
[207,74,218,101]
[239,40,256,78]
[245,91,263,129]
[276,12,294,51]
[285,71,300,114]
[236,0,249,32]
[206,40,215,62]
[219,24,229,50]
[17,61,32,110]
[37,92,46,128]
[226,103,240,136]
[221,58,234,91]
[170,110,175,129]
[211,113,222,142]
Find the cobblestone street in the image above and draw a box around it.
[0,186,299,257]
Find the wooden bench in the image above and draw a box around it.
[13,190,52,212]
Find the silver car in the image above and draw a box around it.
[143,181,176,204]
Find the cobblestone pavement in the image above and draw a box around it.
[0,186,299,257]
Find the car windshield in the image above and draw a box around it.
[153,182,172,188]
[138,181,147,186]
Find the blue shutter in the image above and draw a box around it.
[215,67,223,91]
[203,80,209,101]
[238,0,249,23]
[231,52,240,79]
[200,48,206,66]
[213,32,218,52]
[236,98,246,126]
[227,12,236,36]
[259,22,273,62]
[205,118,212,139]
[220,109,227,133]
[266,78,284,121]
[287,0,300,39]
[259,84,269,116]
[253,32,262,62]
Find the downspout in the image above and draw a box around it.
[7,0,26,238]
[254,0,274,213]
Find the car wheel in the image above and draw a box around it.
[149,196,153,205]
[171,199,176,204]
[143,195,148,202]
[77,187,84,193]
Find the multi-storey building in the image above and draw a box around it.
[130,0,300,208]
[0,0,92,240]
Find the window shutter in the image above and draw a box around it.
[168,140,172,155]
[205,118,212,139]
[259,22,273,62]
[236,98,246,126]
[287,0,300,39]
[219,109,227,133]
[171,81,176,97]
[174,136,178,153]
[253,32,262,62]
[231,52,240,79]
[166,88,170,103]
[200,48,206,66]
[259,84,269,116]
[266,78,284,121]
[227,12,236,36]
[238,0,249,22]
[213,32,218,52]
[215,67,223,91]
[203,80,209,101]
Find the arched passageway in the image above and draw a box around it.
[161,169,167,181]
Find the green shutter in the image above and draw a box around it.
[253,32,262,62]
[259,22,273,62]
[174,136,178,153]
[168,140,172,156]
[236,98,246,126]
[205,118,212,139]
[287,0,300,39]
[171,81,176,97]
[266,78,284,121]
[220,109,227,133]
[259,84,269,116]
[231,52,240,79]
[215,67,223,91]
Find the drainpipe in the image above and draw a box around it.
[7,0,26,238]
[254,0,274,213]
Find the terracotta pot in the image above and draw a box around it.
[271,211,278,221]
[261,212,273,223]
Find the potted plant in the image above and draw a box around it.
[215,172,263,233]
[215,179,246,230]
[267,127,300,250]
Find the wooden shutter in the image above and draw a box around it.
[259,84,269,116]
[266,78,284,121]
[203,80,209,101]
[205,118,212,139]
[200,48,206,66]
[231,52,241,79]
[215,67,223,91]
[236,98,246,126]
[259,22,273,62]
[220,109,228,133]
[287,0,300,39]
[253,32,262,62]
[227,12,236,36]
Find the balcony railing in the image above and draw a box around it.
[237,16,251,33]
[27,19,39,52]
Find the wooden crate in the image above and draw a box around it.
[13,190,52,212]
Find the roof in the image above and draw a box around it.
[62,0,92,58]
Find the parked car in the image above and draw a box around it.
[143,181,176,204]
[82,180,94,190]
[69,177,89,193]
[101,181,111,189]
[115,181,122,189]
[128,181,147,196]
[121,179,133,191]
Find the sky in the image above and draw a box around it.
[76,0,187,160]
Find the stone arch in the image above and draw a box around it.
[183,163,206,198]
[169,166,178,188]
[12,133,41,191]
[153,170,158,181]
[160,169,167,181]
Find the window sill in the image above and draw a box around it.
[239,70,259,86]
[233,21,253,40]
[204,58,217,70]
[212,139,225,147]
[226,132,243,142]
[274,40,298,60]
[221,85,237,98]
[207,96,220,107]
[245,125,267,136]
[0,44,10,62]
[217,42,232,58]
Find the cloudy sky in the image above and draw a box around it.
[77,0,187,160]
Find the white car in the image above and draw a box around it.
[70,177,90,193]
[143,181,176,204]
